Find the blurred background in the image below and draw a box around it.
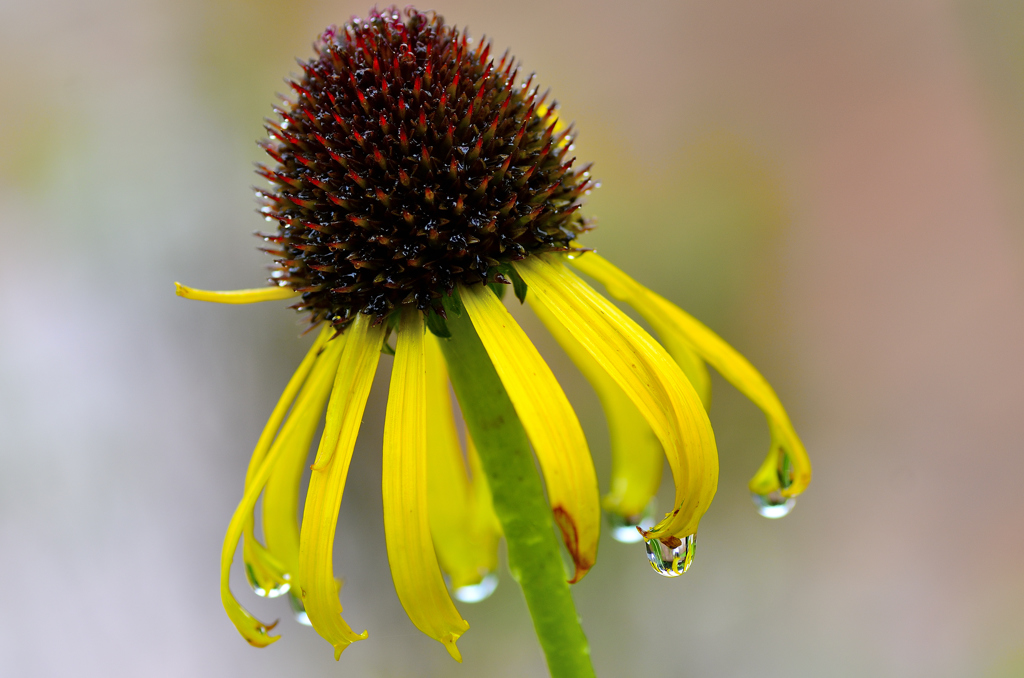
[1,0,1023,676]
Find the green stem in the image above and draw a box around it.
[438,295,596,678]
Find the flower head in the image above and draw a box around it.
[256,7,591,327]
[176,5,811,668]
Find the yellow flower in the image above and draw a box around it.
[177,5,810,667]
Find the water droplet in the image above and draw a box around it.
[453,573,499,603]
[644,534,695,577]
[289,594,312,626]
[752,490,796,518]
[245,565,290,598]
[607,504,656,543]
[253,582,290,598]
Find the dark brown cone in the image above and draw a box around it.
[256,6,594,328]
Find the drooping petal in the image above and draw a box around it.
[424,331,501,591]
[240,326,334,597]
[220,331,345,647]
[298,314,384,659]
[261,337,343,590]
[459,283,600,582]
[568,251,810,497]
[516,256,718,541]
[529,298,663,521]
[175,282,299,304]
[384,310,470,661]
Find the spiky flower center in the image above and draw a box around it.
[257,7,594,327]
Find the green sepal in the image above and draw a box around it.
[507,265,529,304]
[488,263,528,303]
[380,312,401,353]
[426,307,452,338]
[442,287,464,317]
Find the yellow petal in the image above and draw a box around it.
[261,335,341,590]
[174,282,299,304]
[299,314,384,659]
[529,298,663,520]
[424,331,501,591]
[460,282,600,582]
[516,256,718,541]
[220,332,345,647]
[384,310,470,661]
[239,326,333,597]
[568,251,810,497]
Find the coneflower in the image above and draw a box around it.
[176,8,810,677]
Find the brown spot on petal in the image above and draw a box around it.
[552,506,592,583]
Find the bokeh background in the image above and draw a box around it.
[2,0,1023,676]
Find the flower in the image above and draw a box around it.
[177,6,810,665]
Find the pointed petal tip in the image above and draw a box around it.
[442,632,465,662]
[244,635,280,648]
[241,619,281,648]
[567,563,592,585]
[331,630,369,660]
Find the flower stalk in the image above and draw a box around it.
[438,291,596,678]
